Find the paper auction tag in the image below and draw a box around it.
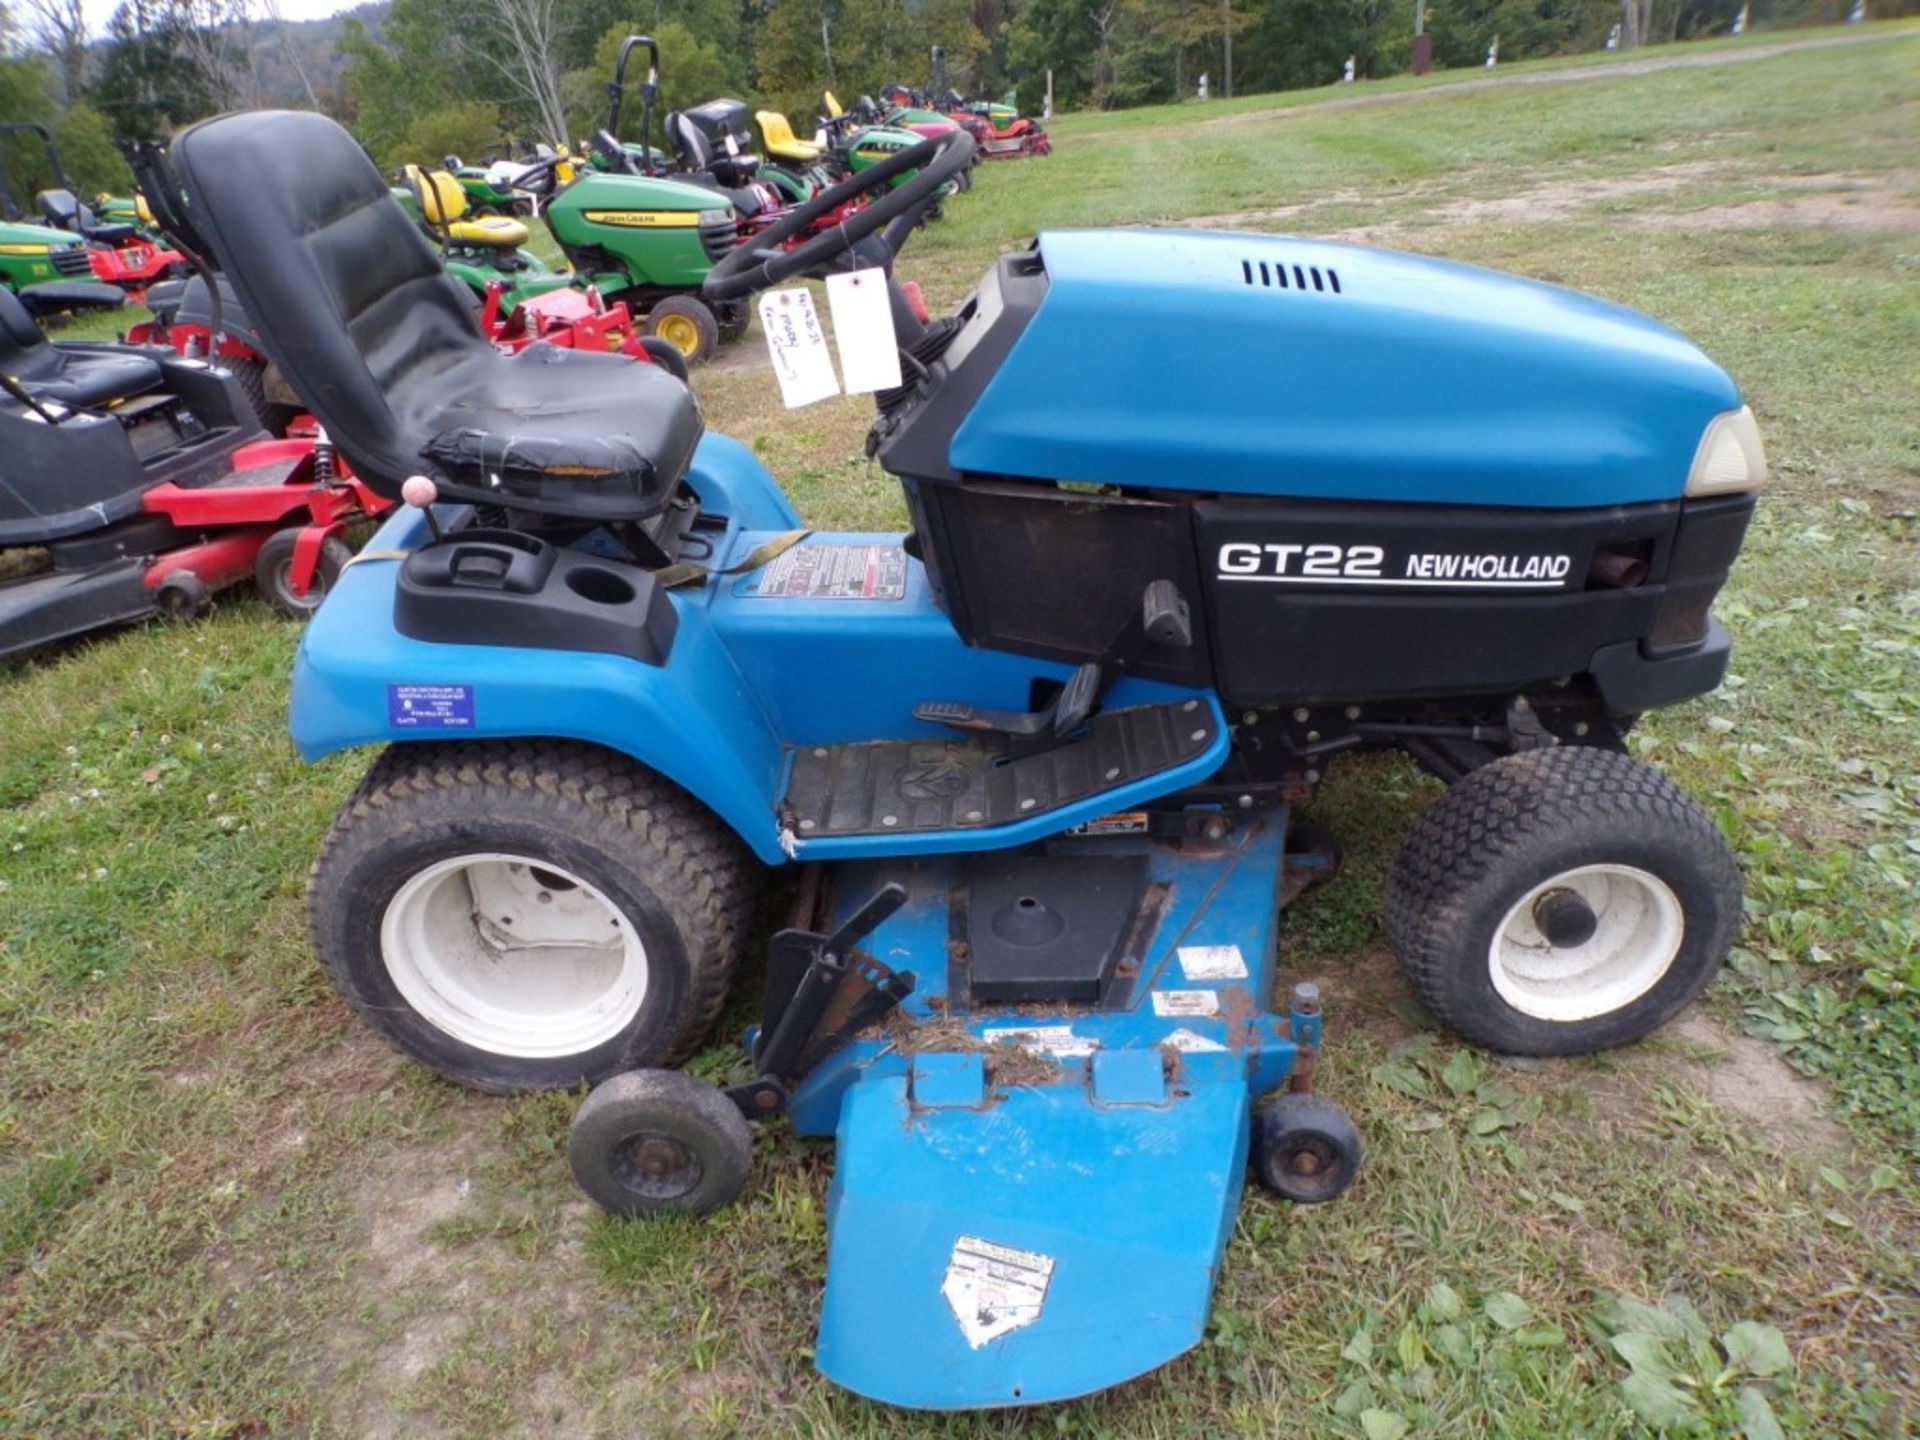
[759,288,839,408]
[824,268,903,395]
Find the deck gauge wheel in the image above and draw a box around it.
[569,1068,752,1216]
[1252,1093,1363,1204]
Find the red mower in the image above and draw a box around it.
[0,124,186,300]
[1,280,388,658]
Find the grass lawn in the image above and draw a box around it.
[4,24,1919,1439]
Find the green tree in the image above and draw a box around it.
[89,0,221,138]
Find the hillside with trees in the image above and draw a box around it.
[1,0,1913,195]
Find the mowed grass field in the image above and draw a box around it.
[5,24,1919,1439]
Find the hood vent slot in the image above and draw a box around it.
[1242,258,1340,294]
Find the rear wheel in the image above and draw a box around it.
[1385,746,1740,1056]
[715,301,752,345]
[643,295,719,364]
[569,1068,752,1216]
[307,740,754,1092]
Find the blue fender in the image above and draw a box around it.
[291,432,800,853]
[291,433,1228,865]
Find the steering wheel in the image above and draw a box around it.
[703,129,974,303]
[509,153,565,199]
[591,129,643,176]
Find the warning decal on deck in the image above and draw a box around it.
[942,1235,1055,1349]
[982,1024,1095,1058]
[1161,1027,1228,1054]
[733,542,907,600]
[1151,989,1221,1017]
[1177,944,1248,980]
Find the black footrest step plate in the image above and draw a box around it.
[784,698,1215,838]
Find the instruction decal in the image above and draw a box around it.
[1151,989,1221,1017]
[734,542,907,600]
[942,1235,1055,1349]
[982,1024,1096,1058]
[1178,944,1248,981]
[388,684,473,729]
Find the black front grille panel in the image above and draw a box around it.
[699,217,738,264]
[51,246,95,277]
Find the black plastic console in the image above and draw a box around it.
[394,529,677,663]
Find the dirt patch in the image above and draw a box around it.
[1635,174,1920,233]
[1182,167,1920,244]
[1661,1011,1851,1158]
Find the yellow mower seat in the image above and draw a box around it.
[404,165,530,248]
[757,110,822,164]
[448,216,529,247]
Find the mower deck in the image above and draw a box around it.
[785,817,1307,1407]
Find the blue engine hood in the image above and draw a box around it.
[948,230,1742,509]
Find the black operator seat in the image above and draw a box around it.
[170,110,702,523]
[0,283,162,407]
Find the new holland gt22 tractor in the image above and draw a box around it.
[165,112,1760,1409]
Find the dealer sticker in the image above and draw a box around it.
[388,684,473,729]
[1151,990,1221,1017]
[942,1235,1055,1349]
[1178,944,1248,981]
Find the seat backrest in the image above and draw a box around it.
[667,112,711,171]
[173,110,493,491]
[38,188,87,232]
[406,165,471,227]
[757,111,798,150]
[0,282,49,361]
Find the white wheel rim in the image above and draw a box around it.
[381,852,648,1057]
[1487,864,1683,1023]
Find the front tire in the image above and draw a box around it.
[1385,747,1740,1056]
[254,528,350,619]
[307,740,754,1092]
[643,295,719,364]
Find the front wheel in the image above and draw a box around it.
[642,294,719,364]
[1384,746,1741,1056]
[307,741,754,1092]
[254,528,350,619]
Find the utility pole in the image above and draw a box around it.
[1222,0,1232,100]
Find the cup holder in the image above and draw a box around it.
[566,565,638,606]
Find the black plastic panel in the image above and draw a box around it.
[394,530,677,663]
[963,854,1150,1004]
[1192,495,1715,705]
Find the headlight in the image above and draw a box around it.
[699,209,733,226]
[1687,405,1767,496]
[0,243,52,256]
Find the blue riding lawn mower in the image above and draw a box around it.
[159,111,1760,1409]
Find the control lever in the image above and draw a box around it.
[726,883,914,1118]
[402,474,444,543]
[915,579,1193,756]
